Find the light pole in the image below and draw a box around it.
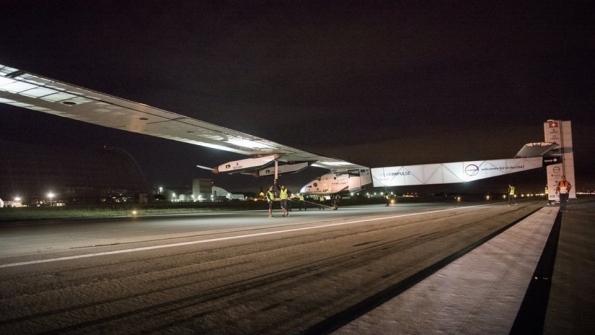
[48,192,54,207]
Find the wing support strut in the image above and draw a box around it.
[274,160,279,181]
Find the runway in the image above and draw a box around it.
[0,200,551,334]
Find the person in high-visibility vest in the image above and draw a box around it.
[299,194,307,211]
[556,175,572,211]
[508,184,517,206]
[266,185,276,218]
[278,185,289,217]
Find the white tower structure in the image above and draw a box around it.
[544,120,576,200]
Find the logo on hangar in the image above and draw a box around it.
[464,164,479,176]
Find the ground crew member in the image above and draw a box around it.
[556,175,572,211]
[286,188,292,212]
[278,185,289,217]
[299,194,307,211]
[266,185,276,218]
[508,184,517,206]
[331,194,340,209]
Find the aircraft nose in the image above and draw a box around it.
[299,185,310,194]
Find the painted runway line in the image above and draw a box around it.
[0,205,484,268]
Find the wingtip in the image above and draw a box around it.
[197,164,218,174]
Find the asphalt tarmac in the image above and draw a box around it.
[0,198,592,334]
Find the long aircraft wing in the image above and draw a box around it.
[0,64,365,172]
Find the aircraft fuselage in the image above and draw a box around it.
[299,169,371,195]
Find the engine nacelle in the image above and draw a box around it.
[256,162,310,177]
[214,154,279,174]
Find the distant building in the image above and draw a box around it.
[192,178,212,202]
[167,180,246,202]
[0,140,148,204]
[212,186,245,201]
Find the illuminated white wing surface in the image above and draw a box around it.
[0,64,365,171]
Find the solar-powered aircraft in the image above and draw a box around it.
[0,64,571,208]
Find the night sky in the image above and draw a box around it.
[1,1,593,194]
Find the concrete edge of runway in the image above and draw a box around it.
[301,207,545,334]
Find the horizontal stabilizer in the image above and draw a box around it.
[514,142,558,158]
